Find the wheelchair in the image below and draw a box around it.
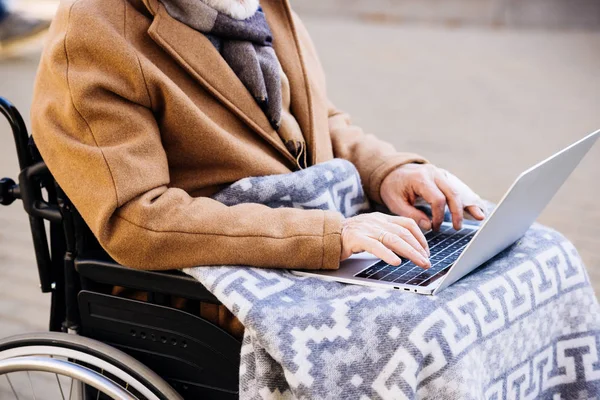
[0,97,241,399]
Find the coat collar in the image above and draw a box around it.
[141,0,316,166]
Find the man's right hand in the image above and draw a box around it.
[340,212,431,269]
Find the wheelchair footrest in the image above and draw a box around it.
[78,291,241,399]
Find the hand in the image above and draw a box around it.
[340,212,431,269]
[380,164,486,232]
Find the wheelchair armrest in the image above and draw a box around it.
[75,258,221,304]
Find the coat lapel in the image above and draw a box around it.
[141,0,316,166]
[142,0,297,165]
[261,0,316,165]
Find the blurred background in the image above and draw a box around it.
[0,0,599,339]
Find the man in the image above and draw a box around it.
[31,0,484,276]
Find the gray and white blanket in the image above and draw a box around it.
[184,159,600,399]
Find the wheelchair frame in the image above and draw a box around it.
[0,97,241,399]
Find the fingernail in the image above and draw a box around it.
[421,256,430,268]
[419,219,431,231]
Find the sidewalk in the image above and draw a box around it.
[13,0,59,19]
[290,0,600,30]
[0,3,599,341]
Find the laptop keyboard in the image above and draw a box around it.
[354,226,476,287]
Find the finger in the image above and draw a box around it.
[419,182,447,231]
[364,237,402,266]
[435,173,464,230]
[466,205,485,220]
[387,198,432,232]
[383,222,428,258]
[381,232,431,269]
[386,217,429,256]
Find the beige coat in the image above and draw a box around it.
[31,0,427,271]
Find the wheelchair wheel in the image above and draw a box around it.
[0,332,183,400]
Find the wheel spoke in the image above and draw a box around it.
[68,378,73,400]
[4,374,19,400]
[26,372,37,400]
[55,373,66,400]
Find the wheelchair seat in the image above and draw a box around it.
[0,97,241,399]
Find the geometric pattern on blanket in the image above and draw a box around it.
[183,159,600,399]
[211,158,370,216]
[186,227,600,399]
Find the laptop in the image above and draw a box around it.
[293,129,599,295]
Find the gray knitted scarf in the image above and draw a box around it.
[160,0,282,129]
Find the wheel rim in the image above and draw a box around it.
[0,346,163,400]
[0,356,137,400]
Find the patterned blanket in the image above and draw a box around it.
[184,159,600,399]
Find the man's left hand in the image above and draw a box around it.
[380,163,486,232]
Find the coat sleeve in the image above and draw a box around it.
[291,12,428,204]
[327,105,428,204]
[30,1,342,271]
